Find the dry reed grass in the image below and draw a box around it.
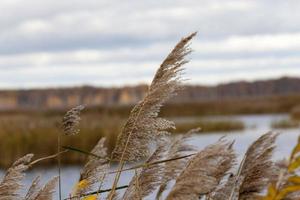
[1,33,300,200]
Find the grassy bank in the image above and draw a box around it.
[0,95,300,166]
[3,94,300,168]
[271,119,300,129]
[0,114,122,167]
[175,119,244,133]
[3,95,300,168]
[0,113,244,168]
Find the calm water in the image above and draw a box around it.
[1,114,299,199]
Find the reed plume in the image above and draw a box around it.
[122,143,167,200]
[0,154,34,200]
[166,139,235,200]
[73,138,109,197]
[210,174,236,200]
[25,176,58,200]
[62,105,85,136]
[156,129,198,200]
[25,176,42,200]
[226,132,278,200]
[112,32,196,162]
[33,177,58,200]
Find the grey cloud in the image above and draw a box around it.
[1,0,300,54]
[1,0,300,88]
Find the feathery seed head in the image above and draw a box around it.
[112,32,197,162]
[62,105,85,136]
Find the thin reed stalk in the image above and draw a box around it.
[109,153,196,174]
[57,132,62,200]
[64,185,129,200]
[29,150,68,167]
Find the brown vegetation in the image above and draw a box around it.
[0,112,245,168]
[271,119,299,129]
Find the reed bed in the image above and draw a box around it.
[0,114,123,167]
[271,119,299,129]
[0,113,244,168]
[1,33,300,200]
[174,119,244,133]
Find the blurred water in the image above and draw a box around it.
[0,114,299,199]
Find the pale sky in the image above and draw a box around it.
[1,0,300,89]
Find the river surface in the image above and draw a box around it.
[1,114,299,199]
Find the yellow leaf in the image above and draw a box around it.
[288,175,300,184]
[82,195,97,200]
[262,184,277,200]
[290,137,300,160]
[288,157,300,172]
[77,179,89,190]
[72,179,90,195]
[277,185,300,200]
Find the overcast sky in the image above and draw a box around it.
[1,0,300,89]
